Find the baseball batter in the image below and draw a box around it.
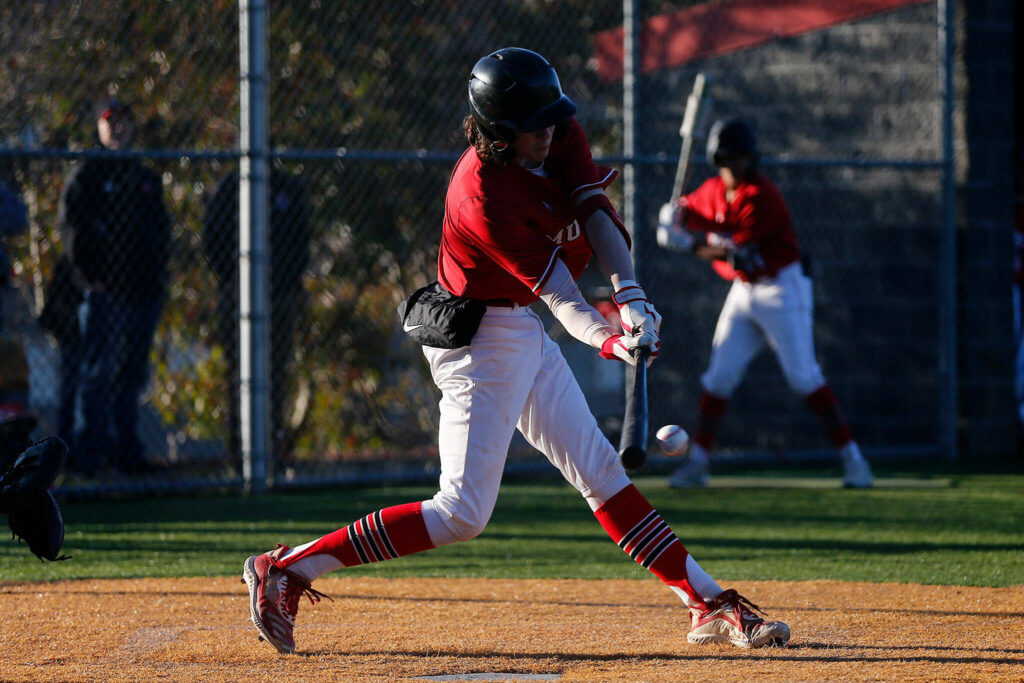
[657,118,874,489]
[243,49,789,655]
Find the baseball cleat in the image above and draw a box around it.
[840,442,874,488]
[667,444,710,489]
[687,589,790,648]
[842,459,874,488]
[242,544,332,654]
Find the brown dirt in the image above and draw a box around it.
[1,577,1022,682]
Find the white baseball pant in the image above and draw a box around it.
[701,260,826,398]
[420,305,631,547]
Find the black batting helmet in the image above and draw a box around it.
[706,118,758,168]
[468,48,578,144]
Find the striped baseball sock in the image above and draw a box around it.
[594,484,721,608]
[276,501,435,582]
[694,390,729,450]
[805,384,854,446]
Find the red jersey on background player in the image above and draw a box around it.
[242,50,789,655]
[657,118,873,489]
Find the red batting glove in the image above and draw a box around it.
[599,334,659,366]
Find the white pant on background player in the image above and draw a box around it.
[703,261,821,396]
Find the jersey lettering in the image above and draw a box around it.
[548,219,582,246]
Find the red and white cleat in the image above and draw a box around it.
[242,544,332,654]
[687,589,790,648]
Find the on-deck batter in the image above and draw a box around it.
[657,118,874,489]
[242,49,790,655]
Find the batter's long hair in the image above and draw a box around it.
[463,116,515,167]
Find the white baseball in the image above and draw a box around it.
[655,424,689,457]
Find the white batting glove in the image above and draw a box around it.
[599,333,659,366]
[657,202,695,251]
[706,232,736,250]
[658,201,682,230]
[612,281,663,339]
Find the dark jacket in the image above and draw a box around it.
[202,171,310,302]
[0,179,28,289]
[59,158,170,300]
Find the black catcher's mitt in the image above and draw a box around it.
[1,437,70,562]
[7,490,68,562]
[0,437,67,511]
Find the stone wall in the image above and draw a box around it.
[609,1,1016,460]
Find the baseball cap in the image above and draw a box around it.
[99,99,132,120]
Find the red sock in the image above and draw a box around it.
[694,390,729,450]
[594,484,705,607]
[805,384,854,446]
[279,501,435,568]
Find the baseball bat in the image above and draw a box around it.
[618,347,650,471]
[670,73,711,207]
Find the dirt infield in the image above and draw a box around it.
[1,577,1022,682]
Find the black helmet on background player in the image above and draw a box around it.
[468,47,578,145]
[706,118,758,169]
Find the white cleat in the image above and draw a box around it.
[668,444,711,489]
[839,441,874,488]
[842,457,874,488]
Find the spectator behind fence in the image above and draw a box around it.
[55,99,171,476]
[0,174,29,334]
[202,168,310,466]
[38,253,83,451]
[0,174,38,465]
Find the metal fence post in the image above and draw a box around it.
[622,0,641,281]
[937,0,958,462]
[239,0,271,492]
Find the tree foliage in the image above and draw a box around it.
[0,1,625,467]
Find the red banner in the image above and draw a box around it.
[593,0,932,81]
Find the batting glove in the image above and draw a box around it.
[657,202,696,251]
[706,232,736,250]
[599,333,659,366]
[612,281,662,340]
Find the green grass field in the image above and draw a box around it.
[2,460,1022,587]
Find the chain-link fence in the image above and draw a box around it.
[0,1,950,495]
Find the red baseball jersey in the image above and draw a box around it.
[438,118,626,305]
[682,172,800,282]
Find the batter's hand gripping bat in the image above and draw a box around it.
[670,73,712,207]
[618,346,650,471]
